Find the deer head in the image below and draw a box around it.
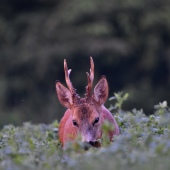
[56,57,109,146]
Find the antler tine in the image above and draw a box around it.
[64,59,76,95]
[90,56,94,85]
[85,57,94,102]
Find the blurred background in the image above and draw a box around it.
[0,0,170,128]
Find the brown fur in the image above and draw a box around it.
[56,58,119,147]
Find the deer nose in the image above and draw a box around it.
[89,141,95,146]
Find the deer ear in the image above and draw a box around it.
[92,76,109,105]
[56,81,73,108]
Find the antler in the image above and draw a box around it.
[64,59,79,101]
[85,57,94,102]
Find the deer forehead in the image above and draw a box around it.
[72,104,99,122]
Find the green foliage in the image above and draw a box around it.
[99,120,115,147]
[0,95,170,169]
[109,92,129,114]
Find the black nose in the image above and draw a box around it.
[89,141,95,146]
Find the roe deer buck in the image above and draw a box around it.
[55,57,119,147]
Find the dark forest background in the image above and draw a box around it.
[0,0,170,128]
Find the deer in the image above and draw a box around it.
[55,57,119,147]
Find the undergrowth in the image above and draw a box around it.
[0,93,170,170]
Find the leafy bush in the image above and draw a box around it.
[0,93,170,170]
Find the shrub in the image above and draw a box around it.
[0,93,170,170]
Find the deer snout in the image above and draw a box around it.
[89,141,95,146]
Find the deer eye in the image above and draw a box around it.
[73,120,78,127]
[93,117,99,126]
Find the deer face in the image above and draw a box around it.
[56,57,109,146]
[71,103,102,143]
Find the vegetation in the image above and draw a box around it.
[0,93,170,170]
